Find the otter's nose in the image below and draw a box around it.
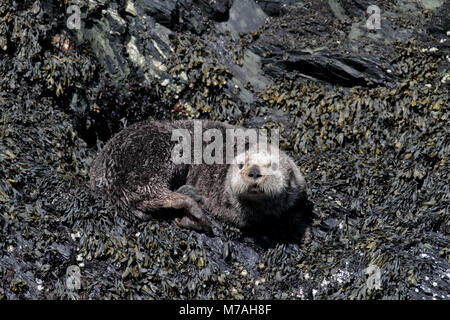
[247,166,262,180]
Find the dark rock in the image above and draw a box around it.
[261,48,396,87]
[426,0,450,38]
[136,0,177,27]
[255,0,300,16]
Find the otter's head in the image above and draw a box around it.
[227,145,287,201]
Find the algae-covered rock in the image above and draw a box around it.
[0,0,449,300]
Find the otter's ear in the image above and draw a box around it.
[288,169,298,189]
[288,160,307,192]
[289,169,307,200]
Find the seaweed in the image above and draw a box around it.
[0,0,448,300]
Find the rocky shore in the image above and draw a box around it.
[0,0,449,299]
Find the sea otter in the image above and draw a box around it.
[90,120,307,233]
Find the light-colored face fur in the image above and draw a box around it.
[228,144,287,200]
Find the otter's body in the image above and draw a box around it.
[90,120,306,232]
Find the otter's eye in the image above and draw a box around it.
[238,163,244,170]
[271,162,278,171]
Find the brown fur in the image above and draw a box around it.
[90,120,307,232]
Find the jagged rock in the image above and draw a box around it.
[260,48,396,86]
[218,0,268,38]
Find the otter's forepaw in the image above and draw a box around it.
[174,216,212,234]
[176,184,203,203]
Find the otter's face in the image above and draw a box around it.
[229,148,285,200]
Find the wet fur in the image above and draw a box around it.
[90,120,307,232]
